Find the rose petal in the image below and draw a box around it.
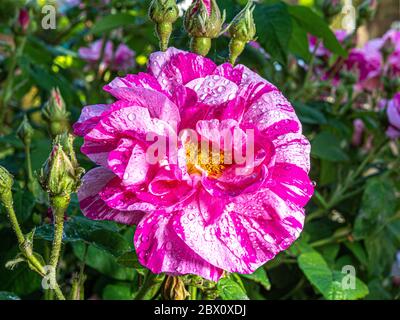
[78,167,144,225]
[73,104,109,136]
[134,210,224,281]
[173,188,305,274]
[108,138,149,186]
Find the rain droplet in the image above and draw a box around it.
[312,181,317,187]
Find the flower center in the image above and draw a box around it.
[184,141,226,177]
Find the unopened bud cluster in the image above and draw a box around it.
[148,0,257,63]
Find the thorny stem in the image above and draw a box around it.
[48,195,70,300]
[3,190,26,246]
[1,189,66,300]
[49,206,66,269]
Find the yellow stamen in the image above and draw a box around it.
[185,142,226,177]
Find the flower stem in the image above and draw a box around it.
[48,195,70,300]
[134,272,165,300]
[25,143,34,190]
[189,285,197,300]
[2,189,66,300]
[49,196,69,267]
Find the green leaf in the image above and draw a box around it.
[311,132,349,162]
[13,187,35,223]
[73,242,136,281]
[319,160,337,185]
[35,216,130,257]
[0,262,41,296]
[102,284,133,300]
[254,2,292,64]
[298,251,332,296]
[328,271,369,300]
[319,244,340,266]
[357,180,400,277]
[366,279,392,300]
[288,5,347,57]
[117,251,144,270]
[90,13,136,35]
[289,19,312,61]
[344,241,368,266]
[0,291,20,300]
[217,277,249,300]
[240,267,271,290]
[293,101,327,125]
[354,177,397,239]
[298,250,369,300]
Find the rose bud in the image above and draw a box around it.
[184,0,225,56]
[16,115,34,146]
[162,276,189,300]
[17,8,30,34]
[149,0,179,51]
[42,88,70,137]
[39,133,84,198]
[228,0,256,65]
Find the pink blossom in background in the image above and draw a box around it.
[308,30,348,85]
[352,119,364,146]
[74,48,313,280]
[309,29,347,59]
[112,43,136,71]
[382,29,400,76]
[386,92,400,139]
[345,40,383,91]
[249,41,270,60]
[78,40,135,72]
